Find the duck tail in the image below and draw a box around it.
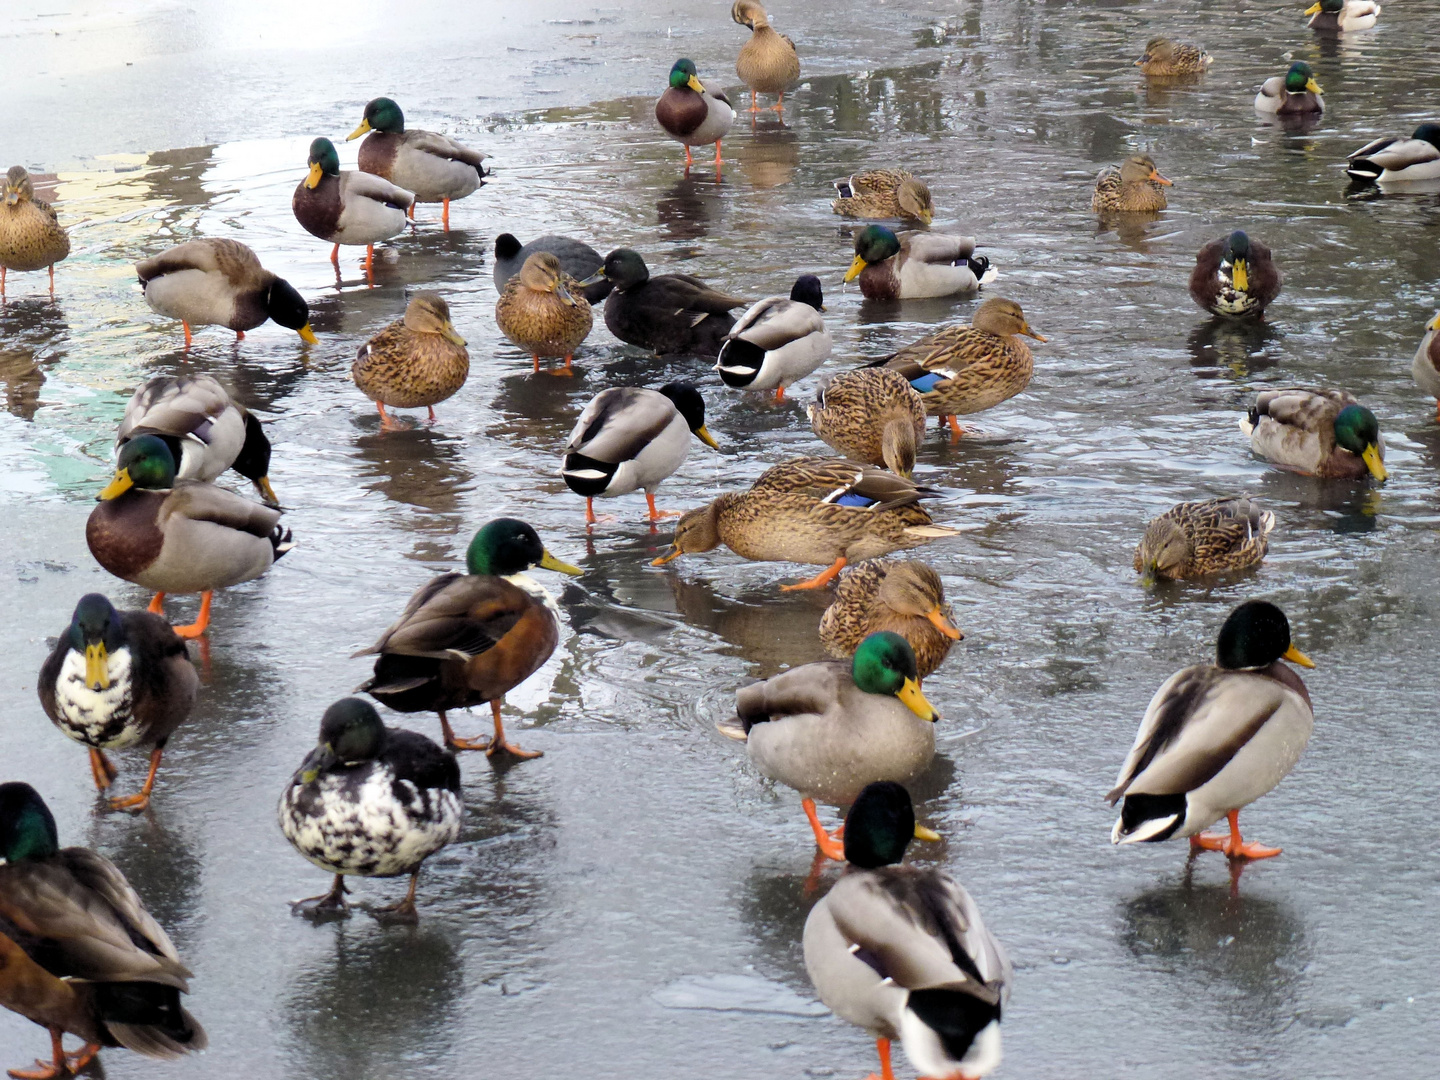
[1110,792,1186,845]
[715,338,765,387]
[95,983,207,1060]
[269,526,295,561]
[902,524,962,539]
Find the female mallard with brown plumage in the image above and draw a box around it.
[1305,0,1380,32]
[1092,154,1172,213]
[843,225,994,301]
[819,559,962,680]
[876,297,1046,440]
[1134,497,1274,583]
[495,252,593,375]
[37,593,198,812]
[0,166,69,297]
[292,137,413,275]
[345,97,488,231]
[1240,387,1387,481]
[1413,311,1440,420]
[1135,38,1212,76]
[732,1,799,111]
[135,238,317,349]
[1189,230,1282,318]
[651,457,961,591]
[807,368,926,477]
[86,435,293,638]
[353,292,469,428]
[0,782,207,1079]
[831,170,934,225]
[355,518,581,759]
[655,59,735,169]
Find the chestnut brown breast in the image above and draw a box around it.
[86,491,167,581]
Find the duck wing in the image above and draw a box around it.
[403,129,489,171]
[164,481,282,537]
[728,296,825,348]
[650,273,748,316]
[355,574,527,661]
[117,375,233,446]
[564,387,674,463]
[134,238,262,287]
[340,170,415,211]
[1251,387,1349,432]
[751,458,935,511]
[734,660,845,733]
[899,232,978,267]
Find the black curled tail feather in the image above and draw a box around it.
[270,526,295,561]
[905,987,1001,1065]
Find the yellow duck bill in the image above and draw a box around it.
[84,642,110,691]
[896,677,940,722]
[97,468,134,501]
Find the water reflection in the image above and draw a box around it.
[738,863,823,981]
[1187,318,1283,378]
[86,811,204,939]
[656,175,726,241]
[353,426,474,535]
[734,127,800,190]
[664,574,830,676]
[0,350,46,420]
[1096,210,1163,251]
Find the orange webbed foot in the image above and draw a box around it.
[486,740,543,761]
[444,735,495,752]
[107,792,151,814]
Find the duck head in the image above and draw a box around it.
[878,562,963,640]
[852,631,939,720]
[1216,600,1314,670]
[3,165,34,207]
[403,292,467,345]
[844,225,901,282]
[302,698,386,781]
[517,253,578,307]
[467,518,580,577]
[790,274,825,312]
[1119,154,1172,186]
[895,178,935,226]
[66,593,126,692]
[1221,230,1252,292]
[972,297,1046,341]
[842,780,941,868]
[1333,403,1386,482]
[347,97,405,141]
[585,248,650,291]
[659,381,721,449]
[1284,61,1322,96]
[99,434,176,500]
[304,138,340,190]
[668,58,706,94]
[0,783,59,862]
[265,277,318,345]
[651,502,721,564]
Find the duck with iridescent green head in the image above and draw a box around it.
[1240,387,1387,482]
[1255,61,1324,115]
[655,59,735,170]
[292,136,414,275]
[844,225,995,301]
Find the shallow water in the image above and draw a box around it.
[2,1,1439,1078]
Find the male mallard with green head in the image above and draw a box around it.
[346,97,488,231]
[1092,154,1172,213]
[1134,497,1274,583]
[1240,387,1387,481]
[1305,0,1380,32]
[804,782,1011,1080]
[1109,600,1315,859]
[355,518,581,759]
[37,593,198,812]
[135,238,317,349]
[1188,230,1282,318]
[732,1,800,112]
[0,166,69,298]
[495,252,593,375]
[1255,62,1324,115]
[85,435,294,638]
[292,137,414,275]
[832,170,935,225]
[279,698,462,922]
[353,292,469,428]
[717,633,940,860]
[655,59,735,169]
[0,782,207,1080]
[844,225,994,301]
[819,559,961,680]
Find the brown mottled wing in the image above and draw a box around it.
[851,169,911,196]
[404,129,488,169]
[357,575,527,661]
[1188,238,1225,310]
[885,325,991,375]
[750,458,932,511]
[1247,239,1283,307]
[161,481,281,538]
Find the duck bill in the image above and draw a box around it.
[1303,1,1321,12]
[345,118,372,142]
[1232,258,1249,293]
[98,468,134,501]
[1428,314,1440,332]
[686,75,706,94]
[538,550,583,576]
[896,677,940,722]
[553,280,577,307]
[3,189,18,206]
[913,823,942,842]
[1149,167,1174,186]
[650,545,684,566]
[300,744,338,784]
[1022,323,1047,342]
[916,209,934,226]
[84,643,110,691]
[926,607,963,641]
[442,321,467,347]
[254,476,280,507]
[843,255,868,283]
[1134,55,1149,67]
[297,323,319,344]
[1306,78,1323,95]
[304,162,325,190]
[696,424,721,451]
[1361,443,1387,482]
[1282,644,1316,669]
[576,269,606,287]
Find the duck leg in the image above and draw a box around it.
[235,330,245,342]
[88,748,117,792]
[532,354,542,374]
[171,591,213,639]
[148,592,166,615]
[364,244,375,280]
[182,321,192,350]
[544,354,575,377]
[407,202,416,221]
[373,869,421,923]
[779,556,847,591]
[329,244,340,266]
[62,1044,100,1074]
[427,405,437,424]
[48,264,56,298]
[486,698,542,760]
[684,145,694,168]
[645,493,680,521]
[748,90,761,112]
[584,498,617,527]
[802,798,846,861]
[713,140,724,167]
[7,1026,70,1080]
[773,386,786,402]
[108,744,165,812]
[292,874,350,913]
[772,91,785,112]
[945,415,967,441]
[1,266,6,297]
[441,198,450,232]
[1190,809,1282,860]
[376,402,401,431]
[864,1037,897,1080]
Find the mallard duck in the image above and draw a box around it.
[1346,123,1440,183]
[278,698,462,922]
[1189,230,1282,318]
[0,782,206,1079]
[1255,62,1324,115]
[732,1,800,111]
[560,382,721,525]
[495,253,593,375]
[353,292,469,427]
[117,374,279,505]
[1240,387,1387,481]
[1134,38,1212,76]
[1134,497,1274,583]
[135,238,317,349]
[716,633,939,860]
[875,297,1045,439]
[37,593,198,812]
[843,226,994,302]
[807,368,926,476]
[1091,154,1172,213]
[655,59,735,169]
[819,560,961,680]
[1413,311,1440,420]
[584,248,747,357]
[346,97,487,231]
[1109,600,1314,859]
[85,435,294,638]
[292,137,414,274]
[651,457,961,591]
[493,233,612,304]
[1305,0,1380,31]
[831,170,934,225]
[355,518,581,759]
[716,275,831,400]
[804,782,1010,1080]
[0,166,69,297]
